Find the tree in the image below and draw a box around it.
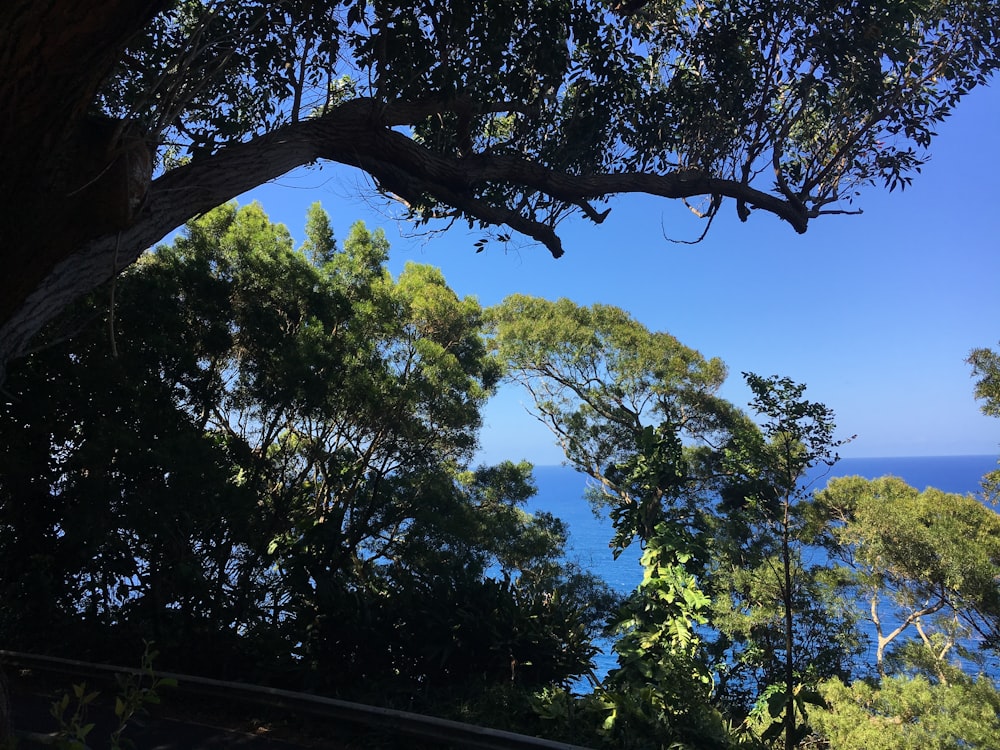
[0,201,612,701]
[595,522,731,750]
[489,293,745,553]
[713,374,853,748]
[968,344,1000,502]
[811,475,1000,682]
[968,345,1000,418]
[0,214,273,665]
[811,673,1000,750]
[3,0,999,378]
[490,300,866,744]
[491,295,755,741]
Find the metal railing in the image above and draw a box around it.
[0,650,596,750]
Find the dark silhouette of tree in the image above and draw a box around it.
[2,0,998,377]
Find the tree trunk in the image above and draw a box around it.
[0,10,165,731]
[0,0,165,334]
[782,502,796,750]
[0,665,9,745]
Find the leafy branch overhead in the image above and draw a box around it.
[110,0,999,231]
[2,0,999,374]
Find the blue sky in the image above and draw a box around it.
[237,83,1000,467]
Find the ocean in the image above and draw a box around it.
[525,455,1000,683]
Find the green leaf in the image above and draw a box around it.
[766,689,787,719]
[796,689,827,709]
[761,721,784,743]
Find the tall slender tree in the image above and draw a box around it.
[717,374,852,750]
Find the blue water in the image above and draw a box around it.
[526,455,999,684]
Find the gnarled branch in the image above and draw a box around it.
[0,97,809,378]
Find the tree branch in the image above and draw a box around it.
[0,96,809,378]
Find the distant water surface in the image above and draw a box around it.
[526,455,999,684]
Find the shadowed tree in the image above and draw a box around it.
[2,0,999,377]
[0,202,613,703]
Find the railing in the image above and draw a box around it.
[0,650,596,750]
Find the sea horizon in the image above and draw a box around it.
[530,452,999,468]
[524,453,1000,685]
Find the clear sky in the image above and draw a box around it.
[235,82,1000,467]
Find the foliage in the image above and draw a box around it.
[6,0,1000,376]
[706,546,861,722]
[0,257,263,662]
[528,524,734,750]
[811,475,1000,680]
[50,682,100,750]
[492,301,874,745]
[47,642,175,750]
[489,294,744,554]
[490,298,765,739]
[6,183,1000,746]
[811,673,1000,750]
[0,203,609,713]
[102,0,1000,232]
[109,642,178,750]
[596,523,731,750]
[967,344,1000,502]
[709,374,855,749]
[489,298,1000,748]
[968,345,1000,418]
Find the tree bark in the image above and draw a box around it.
[0,0,167,368]
[0,0,163,168]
